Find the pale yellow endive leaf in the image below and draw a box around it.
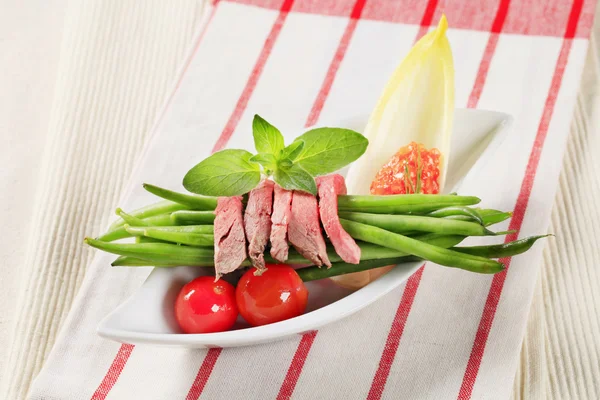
[335,16,455,290]
[345,15,454,195]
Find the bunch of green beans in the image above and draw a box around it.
[86,183,550,281]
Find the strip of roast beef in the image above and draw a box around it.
[213,196,247,279]
[316,174,361,264]
[270,184,293,262]
[244,180,274,273]
[288,190,331,267]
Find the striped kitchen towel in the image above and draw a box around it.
[28,0,596,399]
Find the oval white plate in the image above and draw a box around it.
[98,109,512,348]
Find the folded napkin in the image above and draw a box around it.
[29,0,596,399]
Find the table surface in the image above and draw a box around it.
[0,1,598,399]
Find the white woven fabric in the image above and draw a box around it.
[0,0,206,398]
[1,0,599,399]
[0,0,68,377]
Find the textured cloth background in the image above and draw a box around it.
[0,0,68,377]
[0,0,207,397]
[0,0,598,399]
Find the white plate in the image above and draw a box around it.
[98,109,513,348]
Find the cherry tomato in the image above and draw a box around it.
[236,265,308,326]
[175,276,238,334]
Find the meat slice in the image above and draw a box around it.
[213,196,247,279]
[270,184,293,263]
[288,190,331,267]
[316,174,361,264]
[244,180,274,273]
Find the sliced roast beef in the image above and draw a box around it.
[213,196,247,279]
[288,190,331,268]
[316,174,361,264]
[270,184,293,262]
[244,180,274,273]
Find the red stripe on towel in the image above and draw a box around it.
[305,0,367,126]
[366,266,425,400]
[467,0,510,108]
[90,344,134,400]
[185,349,223,400]
[414,0,438,41]
[212,0,295,152]
[276,331,318,400]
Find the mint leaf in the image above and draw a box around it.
[293,128,368,176]
[274,163,317,195]
[249,153,277,171]
[253,115,284,155]
[279,140,305,161]
[183,149,261,196]
[278,159,293,169]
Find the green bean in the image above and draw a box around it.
[479,211,512,226]
[97,213,174,241]
[297,257,416,281]
[125,225,214,247]
[143,183,218,210]
[110,255,248,267]
[111,239,435,267]
[117,229,526,274]
[410,232,466,244]
[281,236,465,264]
[452,235,550,258]
[477,208,508,217]
[126,225,214,235]
[109,201,188,230]
[111,256,178,266]
[116,208,150,226]
[170,210,215,225]
[427,206,484,225]
[339,212,497,237]
[136,236,169,244]
[109,235,466,267]
[337,194,480,214]
[360,235,465,257]
[85,238,214,265]
[98,227,134,242]
[297,236,547,281]
[340,219,504,273]
[445,210,512,227]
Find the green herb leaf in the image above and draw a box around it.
[279,140,305,161]
[278,159,293,169]
[274,163,317,195]
[293,128,368,176]
[253,115,285,155]
[249,153,277,171]
[183,149,261,196]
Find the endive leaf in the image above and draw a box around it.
[334,16,455,291]
[345,15,454,195]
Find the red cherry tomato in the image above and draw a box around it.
[175,276,238,334]
[236,265,309,327]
